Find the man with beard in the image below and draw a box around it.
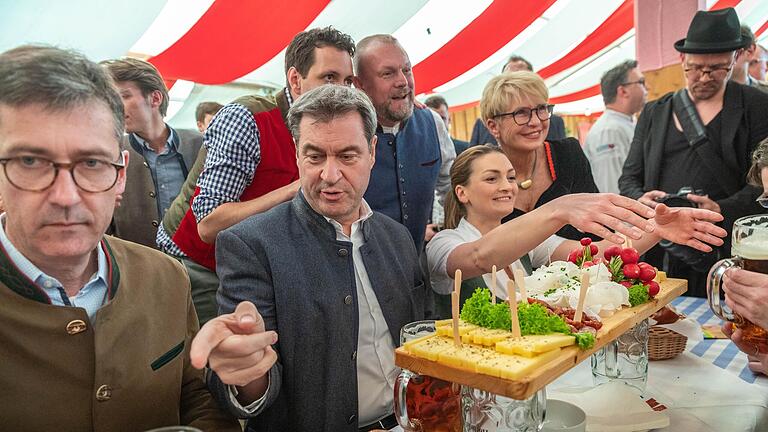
[353,34,455,248]
[619,8,768,297]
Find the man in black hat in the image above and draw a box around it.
[619,7,768,297]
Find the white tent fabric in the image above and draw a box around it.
[1,0,767,131]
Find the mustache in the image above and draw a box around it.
[40,206,91,225]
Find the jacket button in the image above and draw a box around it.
[344,295,353,305]
[151,220,159,228]
[95,384,112,401]
[403,214,409,220]
[399,164,404,169]
[149,191,156,198]
[347,414,357,424]
[337,248,348,257]
[400,178,405,183]
[66,320,87,335]
[351,350,357,361]
[403,203,408,208]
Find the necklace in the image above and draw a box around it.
[517,149,537,190]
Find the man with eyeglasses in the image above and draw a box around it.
[619,8,768,297]
[730,25,768,92]
[584,60,647,194]
[0,46,239,431]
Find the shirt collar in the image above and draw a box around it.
[323,199,374,239]
[603,108,635,123]
[130,125,177,154]
[0,214,108,291]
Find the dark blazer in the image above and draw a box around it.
[619,81,768,233]
[469,114,566,146]
[209,192,429,432]
[111,127,203,248]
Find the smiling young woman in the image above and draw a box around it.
[426,145,727,316]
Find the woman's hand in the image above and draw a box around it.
[549,193,656,244]
[650,204,726,252]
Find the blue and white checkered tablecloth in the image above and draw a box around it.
[671,296,768,386]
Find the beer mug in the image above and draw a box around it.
[395,320,462,431]
[591,319,649,394]
[708,214,768,344]
[461,386,546,432]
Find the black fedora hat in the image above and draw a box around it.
[674,8,746,54]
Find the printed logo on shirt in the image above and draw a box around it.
[594,143,616,154]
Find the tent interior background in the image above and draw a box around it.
[2,0,767,142]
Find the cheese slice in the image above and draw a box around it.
[495,334,576,357]
[467,328,513,346]
[476,347,562,380]
[438,344,496,370]
[405,335,455,361]
[436,322,479,337]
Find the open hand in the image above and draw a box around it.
[650,203,726,252]
[190,301,278,387]
[553,193,656,244]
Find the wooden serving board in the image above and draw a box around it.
[395,278,687,399]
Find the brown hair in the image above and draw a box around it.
[285,26,355,85]
[443,145,506,229]
[0,45,124,143]
[195,101,223,123]
[101,57,169,116]
[748,137,768,186]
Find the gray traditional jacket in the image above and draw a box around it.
[209,191,431,432]
[111,127,202,248]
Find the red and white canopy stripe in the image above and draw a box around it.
[2,0,767,129]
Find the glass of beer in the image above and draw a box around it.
[708,214,768,344]
[395,320,462,432]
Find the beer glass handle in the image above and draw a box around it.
[394,370,419,431]
[707,258,741,322]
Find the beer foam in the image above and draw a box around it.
[733,234,768,260]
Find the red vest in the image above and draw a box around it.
[172,106,298,270]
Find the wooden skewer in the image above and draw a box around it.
[513,268,527,301]
[507,280,521,339]
[453,269,462,347]
[491,265,497,304]
[575,271,590,323]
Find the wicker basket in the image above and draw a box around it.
[648,325,688,360]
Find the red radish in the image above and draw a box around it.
[638,262,652,270]
[620,280,633,289]
[647,280,660,297]
[604,245,622,260]
[620,247,640,265]
[580,237,592,246]
[567,249,580,263]
[623,263,641,279]
[638,266,657,282]
[589,244,599,256]
[582,261,595,268]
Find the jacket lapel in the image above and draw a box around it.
[645,100,672,190]
[719,81,743,174]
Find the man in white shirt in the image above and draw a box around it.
[584,60,647,194]
[190,85,428,431]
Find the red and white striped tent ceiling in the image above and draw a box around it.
[2,0,767,130]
